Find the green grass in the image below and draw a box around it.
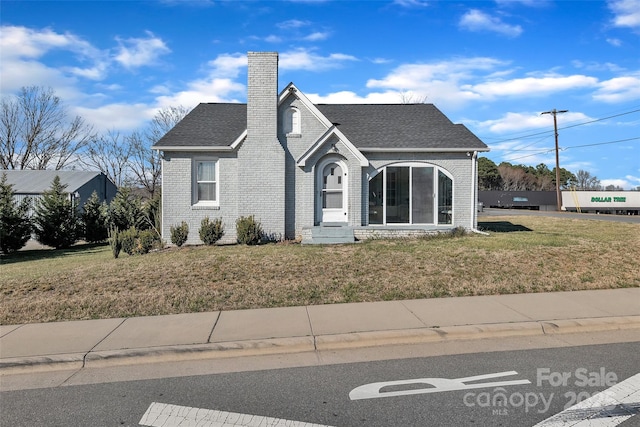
[1,215,639,324]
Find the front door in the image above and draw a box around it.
[320,162,347,223]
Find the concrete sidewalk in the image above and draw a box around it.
[1,288,639,373]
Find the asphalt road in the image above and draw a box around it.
[479,207,640,224]
[2,341,639,427]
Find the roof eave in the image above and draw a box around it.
[152,145,235,152]
[360,147,490,153]
[153,130,247,152]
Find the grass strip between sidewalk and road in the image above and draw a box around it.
[1,215,639,325]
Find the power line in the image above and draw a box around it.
[480,107,640,146]
[497,136,640,162]
[559,108,640,131]
[565,136,640,149]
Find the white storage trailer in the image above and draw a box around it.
[562,191,640,215]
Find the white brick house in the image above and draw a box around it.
[154,52,489,244]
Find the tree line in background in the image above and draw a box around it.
[478,157,635,192]
[0,86,190,198]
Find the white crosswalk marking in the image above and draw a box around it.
[139,402,335,427]
[533,373,640,427]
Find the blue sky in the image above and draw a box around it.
[1,0,639,188]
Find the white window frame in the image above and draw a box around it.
[192,158,219,206]
[368,162,454,225]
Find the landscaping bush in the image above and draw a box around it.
[0,173,32,254]
[170,221,189,247]
[108,227,122,259]
[236,215,262,245]
[120,227,139,255]
[136,229,157,254]
[199,217,224,245]
[113,227,158,256]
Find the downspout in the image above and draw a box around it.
[470,151,489,235]
[154,147,165,242]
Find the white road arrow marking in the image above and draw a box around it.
[349,370,531,400]
[533,372,640,427]
[139,402,335,427]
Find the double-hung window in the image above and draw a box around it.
[194,159,218,205]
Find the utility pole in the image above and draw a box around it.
[541,108,568,211]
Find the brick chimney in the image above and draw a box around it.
[247,52,278,140]
[237,51,285,240]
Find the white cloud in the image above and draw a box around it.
[152,52,247,107]
[393,0,429,8]
[304,31,331,41]
[475,111,592,134]
[307,90,410,104]
[206,52,247,78]
[64,63,110,80]
[74,103,155,132]
[571,60,625,73]
[469,74,598,98]
[365,57,506,108]
[459,9,523,37]
[114,31,171,69]
[495,0,548,6]
[265,35,282,43]
[609,0,640,29]
[0,25,98,59]
[593,75,640,102]
[601,178,637,190]
[279,49,358,71]
[607,38,623,46]
[276,19,310,29]
[0,25,109,92]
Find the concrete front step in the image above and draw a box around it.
[302,224,355,245]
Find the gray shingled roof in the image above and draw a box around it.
[317,104,487,150]
[153,102,487,151]
[154,103,247,148]
[1,170,103,194]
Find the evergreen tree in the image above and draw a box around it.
[82,191,108,242]
[106,186,146,231]
[0,173,32,254]
[477,157,502,190]
[32,176,80,249]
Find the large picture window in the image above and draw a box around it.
[194,159,218,205]
[368,165,452,225]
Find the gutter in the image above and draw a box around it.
[360,147,490,153]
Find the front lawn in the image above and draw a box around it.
[1,215,638,324]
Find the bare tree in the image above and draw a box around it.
[575,169,601,190]
[81,130,133,187]
[498,163,527,190]
[129,105,190,197]
[399,91,428,104]
[0,86,94,170]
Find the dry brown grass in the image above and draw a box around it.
[1,215,638,324]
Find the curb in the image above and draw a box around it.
[2,316,640,374]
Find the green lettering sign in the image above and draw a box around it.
[590,196,626,203]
